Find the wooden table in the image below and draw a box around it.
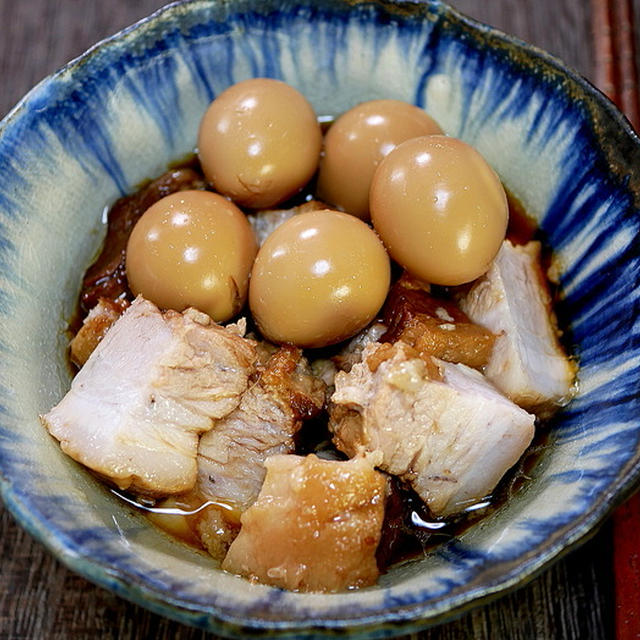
[0,1,637,637]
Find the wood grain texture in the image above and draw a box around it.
[0,1,633,638]
[613,0,640,128]
[614,495,640,640]
[452,0,595,81]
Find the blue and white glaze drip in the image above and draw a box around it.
[0,0,639,636]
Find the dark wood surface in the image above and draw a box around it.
[0,1,637,638]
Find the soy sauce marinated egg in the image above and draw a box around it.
[317,99,443,220]
[125,190,257,322]
[249,210,391,348]
[198,78,322,209]
[370,135,508,286]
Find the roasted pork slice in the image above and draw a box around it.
[222,452,386,592]
[330,342,535,516]
[70,297,129,367]
[459,240,575,412]
[197,345,325,513]
[382,273,496,368]
[247,200,326,245]
[42,296,257,496]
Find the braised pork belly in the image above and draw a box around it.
[48,151,577,593]
[330,342,535,516]
[459,240,576,412]
[222,453,386,592]
[196,345,325,558]
[382,274,496,369]
[70,297,128,367]
[42,297,257,496]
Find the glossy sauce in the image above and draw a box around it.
[111,412,552,573]
[376,427,552,568]
[111,489,240,549]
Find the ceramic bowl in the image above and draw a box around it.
[1,0,639,637]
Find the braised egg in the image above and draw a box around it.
[370,135,508,285]
[125,190,257,322]
[198,78,322,208]
[317,99,442,220]
[249,209,390,348]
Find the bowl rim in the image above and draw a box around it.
[1,0,640,636]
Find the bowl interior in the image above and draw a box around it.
[1,0,639,636]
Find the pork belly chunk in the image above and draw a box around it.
[222,453,386,592]
[459,240,575,412]
[197,345,325,509]
[42,297,256,496]
[69,297,128,367]
[382,273,496,369]
[309,321,387,393]
[330,342,535,516]
[196,346,325,557]
[195,506,241,562]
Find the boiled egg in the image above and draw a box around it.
[249,209,390,347]
[198,78,322,208]
[125,190,257,321]
[317,99,442,220]
[370,135,508,285]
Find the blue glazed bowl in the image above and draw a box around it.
[1,0,639,636]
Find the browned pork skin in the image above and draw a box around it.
[382,273,496,369]
[70,297,129,367]
[222,453,386,592]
